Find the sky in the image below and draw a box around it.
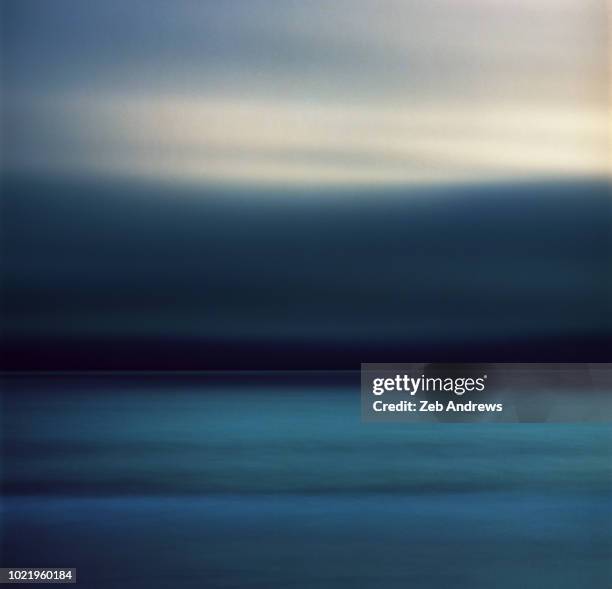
[2,0,609,187]
[0,1,610,369]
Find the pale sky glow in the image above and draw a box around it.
[9,95,608,187]
[2,0,609,187]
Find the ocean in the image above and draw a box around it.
[1,373,610,588]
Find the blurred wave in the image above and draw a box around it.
[2,374,611,496]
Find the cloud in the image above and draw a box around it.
[4,93,608,186]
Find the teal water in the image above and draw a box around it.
[1,374,611,587]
